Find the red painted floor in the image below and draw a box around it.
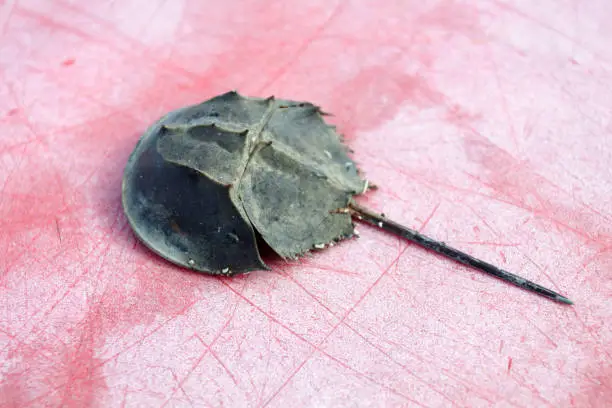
[1,1,611,407]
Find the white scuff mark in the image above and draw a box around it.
[361,180,369,193]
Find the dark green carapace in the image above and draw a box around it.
[122,91,572,305]
[121,91,368,276]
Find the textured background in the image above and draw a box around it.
[1,0,611,407]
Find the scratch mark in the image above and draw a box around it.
[210,349,239,387]
[160,290,243,407]
[488,0,609,64]
[120,385,128,408]
[18,2,202,85]
[15,5,105,46]
[135,0,168,37]
[11,203,128,353]
[507,357,513,374]
[0,0,17,37]
[420,201,441,231]
[0,237,90,336]
[255,276,280,405]
[283,258,503,402]
[484,42,519,150]
[221,281,420,406]
[4,73,62,152]
[54,0,203,80]
[0,326,16,340]
[284,271,488,401]
[261,252,412,407]
[168,370,193,407]
[285,259,494,404]
[260,205,461,408]
[94,299,199,369]
[55,217,62,243]
[280,271,336,316]
[300,261,359,277]
[256,0,345,93]
[462,171,601,246]
[349,318,488,405]
[457,241,519,248]
[569,307,612,361]
[3,265,91,355]
[522,256,566,305]
[581,246,612,269]
[163,349,209,408]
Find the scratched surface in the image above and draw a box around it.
[1,0,611,407]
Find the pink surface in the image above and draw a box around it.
[1,1,611,407]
